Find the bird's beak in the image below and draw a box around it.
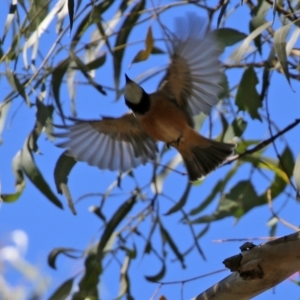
[125,74,131,83]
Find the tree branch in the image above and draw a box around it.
[225,119,300,164]
[192,232,300,300]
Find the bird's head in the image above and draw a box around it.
[124,74,144,104]
[124,74,150,114]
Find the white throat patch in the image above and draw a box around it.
[124,82,143,104]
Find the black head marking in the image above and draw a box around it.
[124,74,150,115]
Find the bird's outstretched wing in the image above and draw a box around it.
[54,113,158,172]
[159,13,223,118]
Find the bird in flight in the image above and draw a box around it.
[54,13,234,181]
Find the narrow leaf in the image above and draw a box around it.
[274,23,293,88]
[68,0,74,32]
[165,183,191,215]
[145,260,166,282]
[71,0,115,50]
[85,55,106,71]
[217,1,230,28]
[260,47,275,101]
[159,222,185,268]
[189,166,237,215]
[70,52,106,95]
[29,100,54,153]
[97,196,136,257]
[54,151,77,215]
[48,247,82,269]
[0,101,11,144]
[249,0,271,54]
[118,256,131,298]
[73,252,101,300]
[48,277,74,300]
[21,137,63,209]
[259,146,294,202]
[191,181,259,223]
[51,58,70,121]
[2,0,17,44]
[1,151,25,203]
[293,152,300,199]
[113,0,145,89]
[223,117,247,141]
[230,21,271,63]
[6,69,30,105]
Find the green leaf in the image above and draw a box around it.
[235,139,261,154]
[230,21,271,63]
[70,52,106,95]
[29,100,54,153]
[2,0,17,44]
[0,101,11,144]
[113,0,145,89]
[159,221,185,268]
[223,117,247,141]
[217,1,230,28]
[214,28,247,49]
[73,252,101,300]
[20,137,63,209]
[71,0,115,50]
[6,69,30,106]
[54,151,77,215]
[260,47,275,101]
[48,247,82,269]
[189,166,237,215]
[68,0,74,32]
[218,73,230,99]
[26,0,49,33]
[242,155,290,184]
[120,244,137,259]
[259,146,294,202]
[51,58,70,121]
[191,181,259,223]
[97,196,136,257]
[145,260,166,282]
[143,217,158,255]
[236,67,262,120]
[249,0,271,54]
[293,152,300,199]
[118,256,131,298]
[48,278,74,300]
[1,151,25,203]
[85,55,106,71]
[274,23,293,89]
[165,183,191,215]
[1,191,23,203]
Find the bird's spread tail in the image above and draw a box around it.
[177,129,234,181]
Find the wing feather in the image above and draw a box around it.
[54,113,157,172]
[159,13,223,117]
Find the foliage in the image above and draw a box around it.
[1,0,300,299]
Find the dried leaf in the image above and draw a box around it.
[132,26,154,63]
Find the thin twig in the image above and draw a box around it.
[225,118,300,164]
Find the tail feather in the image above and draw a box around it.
[178,130,234,181]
